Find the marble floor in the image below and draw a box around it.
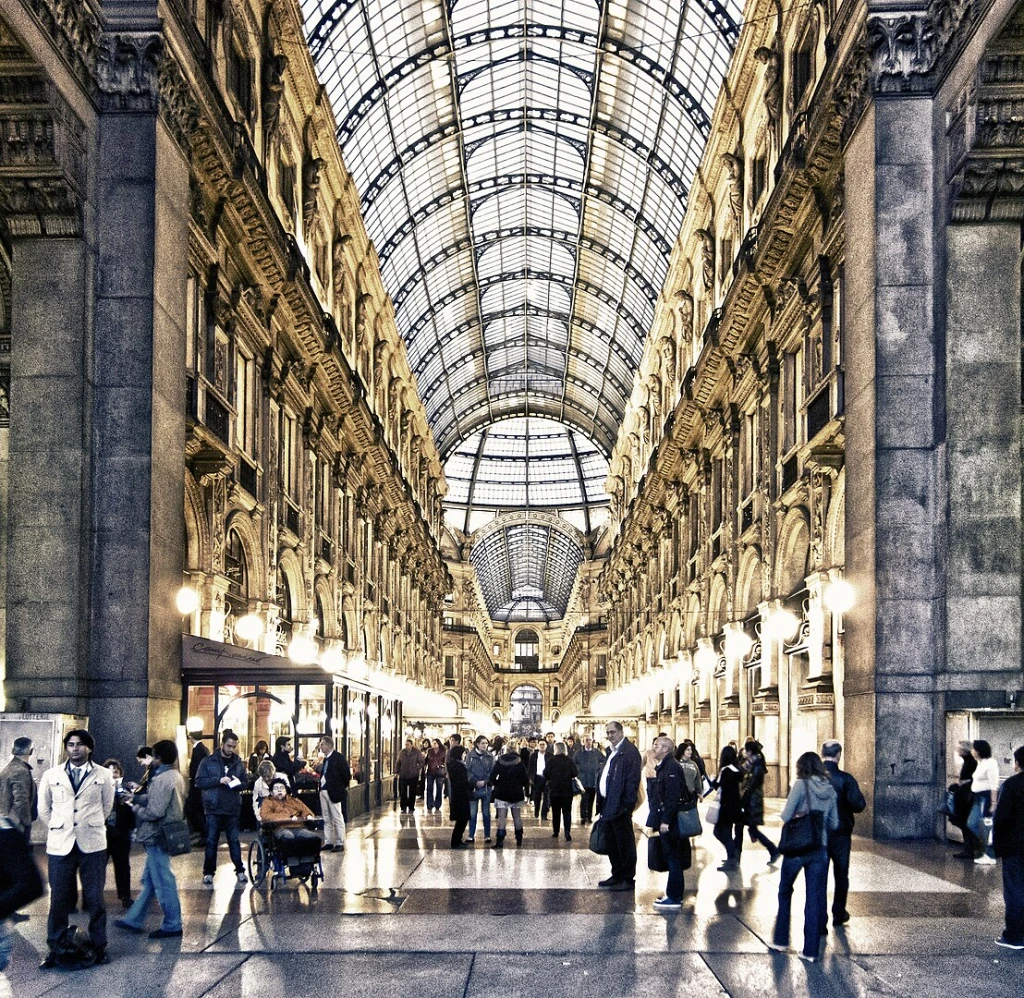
[1,798,1020,997]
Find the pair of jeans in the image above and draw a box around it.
[46,845,108,951]
[121,845,182,932]
[204,812,243,875]
[968,793,994,857]
[714,819,743,866]
[1003,853,1024,944]
[664,835,692,902]
[426,773,444,810]
[773,846,829,957]
[469,788,491,839]
[826,834,853,922]
[579,787,597,823]
[603,811,637,883]
[399,777,418,811]
[551,796,572,838]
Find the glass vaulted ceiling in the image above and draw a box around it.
[302,0,742,620]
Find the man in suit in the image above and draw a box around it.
[595,720,642,891]
[821,739,866,927]
[316,736,350,851]
[528,739,553,820]
[37,728,116,967]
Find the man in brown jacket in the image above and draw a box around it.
[0,737,37,841]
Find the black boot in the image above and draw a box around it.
[493,831,505,849]
[515,829,523,848]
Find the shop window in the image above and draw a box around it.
[224,529,249,622]
[186,686,216,737]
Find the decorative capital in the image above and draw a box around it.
[96,31,163,111]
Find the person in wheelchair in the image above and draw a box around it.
[258,779,320,856]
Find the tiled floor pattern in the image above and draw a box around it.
[0,799,1018,996]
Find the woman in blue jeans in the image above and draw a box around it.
[115,740,185,938]
[769,752,839,963]
[465,736,494,843]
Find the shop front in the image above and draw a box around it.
[182,636,401,821]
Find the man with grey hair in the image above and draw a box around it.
[0,737,37,842]
[821,739,866,928]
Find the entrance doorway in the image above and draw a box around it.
[509,684,543,738]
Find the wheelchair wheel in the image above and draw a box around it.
[248,839,267,888]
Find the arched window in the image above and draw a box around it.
[276,565,293,652]
[514,629,539,671]
[225,530,249,619]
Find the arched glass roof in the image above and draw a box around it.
[301,0,743,624]
[301,0,742,458]
[470,515,586,621]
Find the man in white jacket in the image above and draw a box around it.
[37,729,115,968]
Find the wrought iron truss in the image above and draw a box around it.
[301,0,742,619]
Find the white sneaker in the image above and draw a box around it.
[995,936,1024,950]
[202,874,213,886]
[974,855,997,865]
[766,942,787,953]
[237,871,249,885]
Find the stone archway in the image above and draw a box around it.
[509,683,543,738]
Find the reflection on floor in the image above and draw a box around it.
[1,798,1021,997]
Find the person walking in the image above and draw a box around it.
[969,739,1001,864]
[951,740,979,858]
[315,736,349,851]
[103,759,135,910]
[447,746,471,848]
[546,742,579,842]
[0,814,43,970]
[488,738,529,849]
[742,740,780,864]
[596,721,642,891]
[424,739,447,813]
[769,751,839,963]
[466,735,494,843]
[821,739,866,927]
[574,736,603,824]
[993,744,1024,949]
[711,745,745,871]
[647,735,692,910]
[37,728,116,968]
[398,739,425,814]
[185,729,209,843]
[0,736,37,843]
[114,740,185,939]
[529,737,553,820]
[194,729,249,887]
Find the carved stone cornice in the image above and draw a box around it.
[0,19,86,237]
[158,46,201,154]
[96,31,163,112]
[24,0,101,94]
[866,0,976,95]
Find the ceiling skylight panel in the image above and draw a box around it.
[641,172,686,235]
[528,281,572,314]
[579,252,627,300]
[481,282,527,314]
[477,238,526,278]
[385,237,422,294]
[316,17,375,111]
[533,134,586,183]
[452,0,523,35]
[365,0,431,74]
[619,0,677,68]
[475,478,528,506]
[603,67,665,149]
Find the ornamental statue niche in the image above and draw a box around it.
[721,152,744,230]
[302,155,324,232]
[695,228,715,294]
[754,42,782,148]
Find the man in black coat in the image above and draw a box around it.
[646,736,691,909]
[447,746,471,848]
[528,740,553,820]
[993,744,1024,949]
[595,721,642,891]
[316,736,350,852]
[822,739,867,927]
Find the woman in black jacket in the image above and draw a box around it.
[488,737,530,849]
[447,746,471,848]
[712,745,745,871]
[742,741,779,864]
[545,742,579,842]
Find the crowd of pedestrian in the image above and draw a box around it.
[0,721,1021,974]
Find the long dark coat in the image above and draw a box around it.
[741,753,767,827]
[447,758,471,822]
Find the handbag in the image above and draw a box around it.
[705,793,721,825]
[777,780,824,857]
[676,805,703,838]
[159,818,193,856]
[647,833,670,872]
[937,788,956,817]
[589,819,609,855]
[572,778,584,796]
